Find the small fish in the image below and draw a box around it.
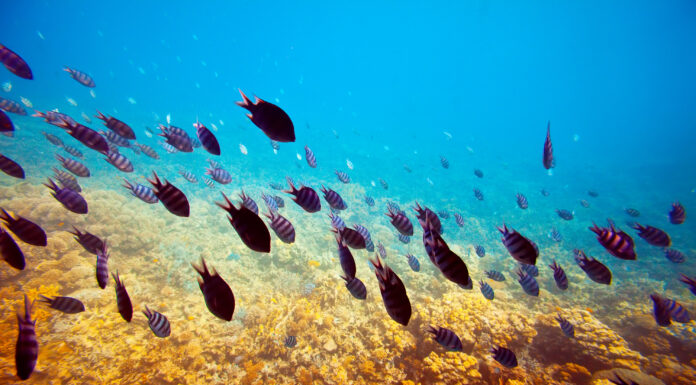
[236,90,295,142]
[34,110,75,127]
[543,121,554,170]
[105,151,134,173]
[64,67,95,87]
[81,112,92,124]
[96,111,135,139]
[329,212,346,230]
[0,209,47,247]
[454,213,464,227]
[556,209,574,220]
[679,274,696,296]
[387,206,414,236]
[262,193,279,213]
[370,256,411,326]
[102,130,131,147]
[474,169,483,178]
[135,143,159,159]
[321,186,347,210]
[437,210,449,220]
[588,190,599,197]
[520,262,538,277]
[473,188,484,201]
[540,188,550,197]
[19,96,32,108]
[574,249,611,285]
[342,275,367,300]
[555,314,574,337]
[0,227,25,270]
[0,44,33,79]
[159,141,178,153]
[353,224,374,252]
[485,270,505,282]
[43,132,63,147]
[491,346,518,368]
[194,121,220,156]
[479,281,494,300]
[122,178,158,204]
[63,145,84,159]
[52,168,81,192]
[589,222,636,260]
[55,119,109,154]
[304,146,317,168]
[15,294,38,380]
[0,154,24,179]
[216,192,271,253]
[56,154,90,177]
[632,223,671,247]
[406,253,420,272]
[398,234,410,244]
[147,172,190,217]
[39,295,85,314]
[422,221,470,287]
[440,155,450,169]
[68,226,104,255]
[266,210,295,244]
[192,258,236,321]
[0,97,27,115]
[377,242,387,259]
[285,177,321,213]
[664,248,685,263]
[143,306,171,338]
[112,271,133,322]
[364,195,375,207]
[516,268,539,296]
[661,296,691,323]
[580,199,590,208]
[44,178,87,214]
[203,178,216,189]
[548,260,568,290]
[269,182,284,190]
[239,190,259,214]
[239,143,248,155]
[346,158,353,170]
[624,208,640,217]
[669,202,685,224]
[1,81,11,92]
[427,326,462,351]
[271,195,285,208]
[516,193,528,209]
[284,335,297,348]
[379,178,389,190]
[96,242,109,289]
[498,224,538,265]
[159,125,193,152]
[475,245,485,258]
[335,170,351,184]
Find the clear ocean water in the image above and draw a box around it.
[1,1,695,384]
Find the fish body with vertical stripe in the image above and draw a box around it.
[285,177,321,213]
[39,295,85,314]
[143,306,171,337]
[147,172,190,217]
[0,44,33,79]
[64,67,95,87]
[0,209,47,246]
[44,178,88,214]
[96,111,135,139]
[15,294,38,380]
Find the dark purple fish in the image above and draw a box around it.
[0,44,33,79]
[543,121,554,169]
[333,226,366,250]
[473,188,484,201]
[34,110,75,127]
[679,274,696,296]
[15,294,38,380]
[423,221,470,287]
[370,256,411,326]
[147,172,190,217]
[0,97,27,115]
[516,268,539,296]
[63,67,95,87]
[342,275,367,300]
[304,145,317,167]
[516,193,528,209]
[414,203,441,234]
[39,295,84,314]
[474,169,483,178]
[0,209,47,247]
[556,209,574,220]
[427,326,462,351]
[236,89,295,142]
[55,118,109,154]
[44,178,88,214]
[285,177,321,213]
[159,125,193,152]
[217,192,271,253]
[55,154,90,177]
[0,109,14,132]
[239,190,259,214]
[498,224,538,265]
[387,206,413,236]
[491,346,518,368]
[265,210,295,243]
[104,151,135,172]
[335,235,356,278]
[589,222,636,260]
[192,258,235,321]
[669,202,685,224]
[1,227,25,270]
[95,111,135,139]
[96,242,109,289]
[143,306,170,338]
[650,294,672,326]
[68,226,104,255]
[548,260,568,290]
[0,154,25,179]
[632,223,671,247]
[335,170,351,183]
[194,122,220,156]
[664,248,685,263]
[321,186,347,210]
[112,271,133,322]
[574,249,611,285]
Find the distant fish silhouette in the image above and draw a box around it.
[427,326,462,351]
[64,67,95,87]
[669,202,685,224]
[542,121,554,170]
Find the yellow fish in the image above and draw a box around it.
[57,222,64,227]
[271,298,277,304]
[153,259,159,263]
[308,260,320,267]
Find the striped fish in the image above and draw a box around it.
[101,129,131,147]
[0,44,33,79]
[387,206,414,236]
[520,262,538,277]
[548,260,569,290]
[304,145,317,168]
[0,227,25,270]
[516,193,528,209]
[135,143,159,159]
[206,167,232,184]
[371,256,411,326]
[574,249,611,285]
[143,306,171,338]
[485,270,505,282]
[663,297,690,323]
[112,271,133,322]
[474,169,484,178]
[104,151,134,173]
[342,275,367,300]
[55,154,90,177]
[377,242,387,259]
[0,109,14,132]
[96,242,109,289]
[39,295,85,314]
[491,346,518,368]
[549,227,563,242]
[475,245,485,258]
[414,203,442,234]
[159,141,179,153]
[63,145,84,158]
[353,225,374,252]
[379,178,388,190]
[440,155,449,169]
[454,213,464,227]
[285,177,321,213]
[624,208,640,217]
[0,154,25,179]
[398,234,410,244]
[64,67,95,87]
[194,122,220,155]
[320,186,347,210]
[55,119,109,154]
[15,294,38,380]
[44,178,88,214]
[96,111,135,139]
[266,210,295,244]
[427,326,462,351]
[191,137,201,148]
[632,223,671,247]
[329,212,346,230]
[148,172,190,217]
[262,193,279,213]
[498,224,538,265]
[543,121,554,169]
[555,314,574,337]
[239,190,259,214]
[68,226,104,255]
[336,235,356,278]
[335,170,350,183]
[557,209,574,220]
[0,209,47,247]
[664,249,685,263]
[479,280,494,300]
[192,258,235,321]
[334,226,366,249]
[516,268,539,296]
[669,202,685,224]
[364,195,375,207]
[437,210,449,219]
[122,178,158,204]
[580,199,590,208]
[679,274,696,296]
[423,221,470,287]
[203,178,216,189]
[650,294,672,326]
[34,110,76,127]
[272,195,285,208]
[284,335,297,348]
[216,192,270,253]
[473,188,484,201]
[406,253,420,272]
[106,141,120,155]
[0,97,27,115]
[43,132,63,147]
[158,125,193,152]
[269,182,284,190]
[179,169,197,183]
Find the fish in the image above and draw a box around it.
[555,314,574,337]
[239,143,248,155]
[491,346,518,368]
[55,118,109,154]
[336,235,356,278]
[427,326,462,351]
[122,178,158,204]
[342,275,367,300]
[377,242,387,259]
[406,253,420,272]
[0,154,25,179]
[413,203,442,234]
[34,110,76,127]
[520,262,539,277]
[479,280,494,300]
[19,96,32,108]
[543,121,554,170]
[0,209,47,246]
[159,141,179,153]
[398,234,410,244]
[335,170,351,184]
[474,169,483,178]
[610,375,639,385]
[548,260,569,290]
[80,111,91,124]
[105,151,134,173]
[96,242,109,289]
[285,177,321,213]
[0,109,14,132]
[440,155,450,169]
[304,146,317,168]
[579,199,590,208]
[177,170,197,184]
[239,190,259,214]
[0,44,33,79]
[329,213,345,230]
[574,249,612,285]
[516,268,540,296]
[624,208,640,217]
[516,193,528,209]
[0,227,25,270]
[112,271,133,322]
[15,294,38,380]
[679,274,696,296]
[38,295,85,314]
[650,294,672,326]
[143,306,171,338]
[589,222,636,260]
[203,178,216,189]
[485,270,505,282]
[55,154,90,177]
[192,258,235,321]
[147,172,190,217]
[135,143,159,159]
[662,296,690,323]
[632,223,671,247]
[353,224,374,252]
[379,178,389,190]
[387,206,414,236]
[194,121,220,156]
[236,89,295,142]
[541,188,550,197]
[159,125,193,152]
[669,202,685,224]
[66,97,77,106]
[473,188,484,201]
[96,111,135,139]
[549,228,562,242]
[270,140,279,153]
[475,245,485,258]
[333,226,366,250]
[588,190,599,197]
[556,209,574,220]
[498,224,538,265]
[44,178,87,214]
[52,168,81,192]
[370,256,411,326]
[364,195,375,207]
[284,336,297,348]
[265,210,295,244]
[664,248,685,263]
[269,182,284,191]
[64,67,95,87]
[262,193,279,213]
[216,192,271,253]
[454,213,464,227]
[63,145,84,158]
[0,97,26,115]
[437,210,449,220]
[320,186,347,210]
[68,226,104,254]
[43,132,63,147]
[422,220,470,287]
[1,81,10,92]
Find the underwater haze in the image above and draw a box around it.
[1,0,696,384]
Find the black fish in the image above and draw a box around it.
[589,222,636,260]
[334,226,366,249]
[387,206,413,236]
[15,294,38,380]
[423,221,470,287]
[664,249,685,263]
[474,169,483,178]
[516,268,539,296]
[55,154,90,177]
[473,188,484,201]
[112,271,133,322]
[236,90,295,142]
[96,111,135,139]
[371,256,411,326]
[285,177,321,213]
[475,245,485,258]
[650,294,671,326]
[68,226,104,255]
[39,295,85,314]
[632,223,671,247]
[342,275,367,300]
[0,153,25,179]
[96,242,109,289]
[440,155,449,169]
[194,122,220,156]
[491,346,518,368]
[192,258,235,321]
[555,314,574,338]
[498,224,537,265]
[543,121,554,169]
[321,186,347,210]
[427,326,462,351]
[64,67,95,87]
[284,335,297,348]
[147,172,190,217]
[0,109,14,132]
[516,193,528,209]
[304,146,317,167]
[1,227,25,270]
[0,209,47,246]
[55,119,109,154]
[44,178,88,214]
[624,208,640,217]
[265,210,295,243]
[336,235,356,278]
[574,249,611,285]
[0,44,33,79]
[414,203,442,234]
[217,192,271,253]
[548,260,568,290]
[556,209,573,220]
[158,125,193,152]
[143,306,171,338]
[669,202,685,224]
